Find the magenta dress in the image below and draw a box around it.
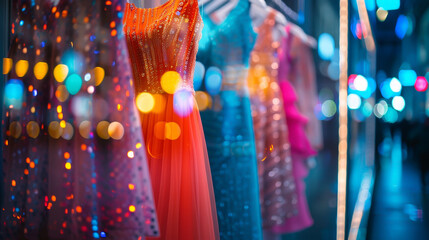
[271,26,318,234]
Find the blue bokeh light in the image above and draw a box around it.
[318,33,335,60]
[5,79,25,108]
[205,67,222,96]
[395,15,409,39]
[399,69,417,86]
[193,61,205,90]
[65,74,83,95]
[376,0,400,11]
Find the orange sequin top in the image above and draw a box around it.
[123,0,202,94]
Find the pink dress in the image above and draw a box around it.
[272,26,318,234]
[279,25,323,150]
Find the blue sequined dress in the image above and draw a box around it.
[195,1,262,239]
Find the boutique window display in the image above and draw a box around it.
[1,0,322,239]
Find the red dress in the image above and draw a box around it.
[123,1,219,239]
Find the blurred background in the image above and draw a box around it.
[1,0,429,239]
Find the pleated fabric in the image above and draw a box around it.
[123,1,219,239]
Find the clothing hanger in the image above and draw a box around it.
[198,0,240,24]
[265,0,299,22]
[250,2,287,42]
[262,0,315,48]
[287,22,317,48]
[248,0,266,8]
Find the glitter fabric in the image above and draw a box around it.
[195,1,263,239]
[271,26,319,234]
[273,80,315,234]
[123,1,219,239]
[1,0,158,239]
[248,10,298,229]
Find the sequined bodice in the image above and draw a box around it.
[124,0,202,94]
[197,0,256,91]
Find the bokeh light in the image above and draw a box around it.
[348,74,358,90]
[376,8,388,22]
[205,67,222,96]
[165,122,181,140]
[5,79,24,109]
[34,62,48,80]
[321,100,337,118]
[54,64,69,83]
[376,0,400,11]
[193,61,205,90]
[96,121,110,140]
[65,73,83,95]
[392,96,405,112]
[48,121,63,139]
[3,58,12,74]
[173,89,194,117]
[415,76,428,92]
[362,101,373,117]
[365,0,376,11]
[347,93,362,110]
[136,92,155,113]
[61,122,74,140]
[195,91,210,111]
[72,96,91,117]
[79,121,92,139]
[94,67,105,86]
[318,33,335,60]
[374,100,388,118]
[354,75,368,91]
[389,77,402,93]
[15,60,29,77]
[161,71,182,94]
[380,80,399,99]
[9,121,22,139]
[383,107,399,123]
[55,85,70,102]
[26,121,40,139]
[399,69,417,86]
[395,15,409,39]
[108,122,124,140]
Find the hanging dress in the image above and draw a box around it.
[247,10,298,230]
[280,27,323,150]
[123,1,219,239]
[195,0,262,239]
[272,26,318,233]
[1,0,158,239]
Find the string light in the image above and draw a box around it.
[338,0,348,239]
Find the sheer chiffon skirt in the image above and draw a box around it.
[140,93,219,240]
